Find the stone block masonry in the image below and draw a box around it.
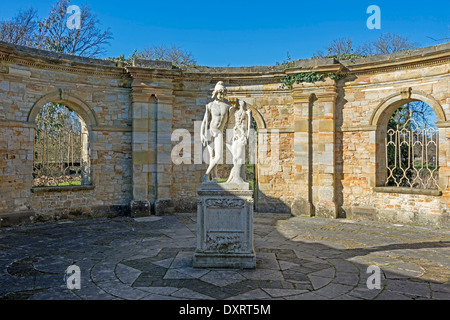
[1,41,450,227]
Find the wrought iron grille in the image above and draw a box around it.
[385,117,439,189]
[33,104,87,187]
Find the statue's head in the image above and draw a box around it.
[238,100,247,110]
[212,81,227,101]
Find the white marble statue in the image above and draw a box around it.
[227,100,252,185]
[201,81,230,182]
[200,81,253,186]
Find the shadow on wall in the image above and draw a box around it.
[173,189,292,215]
[255,190,292,215]
[335,81,351,219]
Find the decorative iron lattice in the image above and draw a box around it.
[33,104,88,187]
[385,117,439,189]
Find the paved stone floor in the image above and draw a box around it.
[0,213,449,300]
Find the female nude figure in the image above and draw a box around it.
[227,100,252,184]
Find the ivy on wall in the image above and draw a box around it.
[281,71,345,89]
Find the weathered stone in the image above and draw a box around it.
[154,198,175,216]
[194,185,255,269]
[130,200,151,218]
[0,41,450,227]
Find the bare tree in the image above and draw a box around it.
[0,1,112,58]
[0,8,38,47]
[314,38,359,58]
[359,33,418,55]
[140,44,196,67]
[314,33,418,60]
[36,0,112,57]
[327,38,355,56]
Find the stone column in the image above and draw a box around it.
[80,120,91,185]
[436,123,450,196]
[154,93,175,216]
[130,90,152,217]
[293,92,315,216]
[292,84,338,219]
[312,91,338,218]
[128,68,176,217]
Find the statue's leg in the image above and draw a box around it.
[227,141,245,183]
[205,141,215,178]
[206,135,223,180]
[213,135,223,181]
[237,142,246,180]
[205,135,223,176]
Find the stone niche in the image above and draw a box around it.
[193,183,255,269]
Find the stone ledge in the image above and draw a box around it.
[341,125,377,132]
[0,119,36,128]
[193,252,256,269]
[0,211,35,228]
[373,187,442,196]
[31,185,95,193]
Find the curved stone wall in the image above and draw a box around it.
[1,41,449,227]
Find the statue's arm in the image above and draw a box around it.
[201,104,210,145]
[224,107,230,129]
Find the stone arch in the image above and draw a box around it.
[248,105,266,130]
[371,88,445,188]
[28,89,98,127]
[370,88,446,127]
[29,90,94,186]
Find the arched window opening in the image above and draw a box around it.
[385,101,439,189]
[33,102,90,187]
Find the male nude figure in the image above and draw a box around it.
[200,81,230,182]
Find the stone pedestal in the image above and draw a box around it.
[193,183,255,269]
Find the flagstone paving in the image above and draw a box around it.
[0,213,449,300]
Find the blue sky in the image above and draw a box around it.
[0,0,449,66]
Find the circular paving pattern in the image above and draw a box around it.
[0,214,449,300]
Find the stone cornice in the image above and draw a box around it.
[0,41,449,84]
[0,53,129,79]
[125,66,181,79]
[0,42,129,80]
[342,43,450,76]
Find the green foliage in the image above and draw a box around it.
[281,71,347,89]
[48,181,82,187]
[281,72,325,89]
[276,52,295,69]
[328,71,345,81]
[35,103,80,135]
[104,49,143,66]
[326,53,366,62]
